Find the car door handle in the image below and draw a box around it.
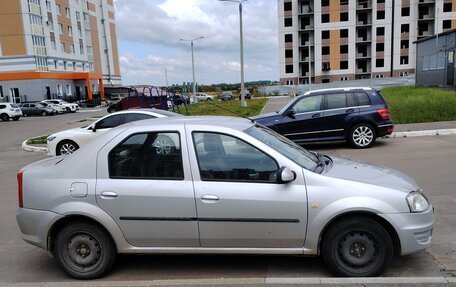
[100,191,118,199]
[311,113,321,118]
[345,108,355,114]
[201,194,219,203]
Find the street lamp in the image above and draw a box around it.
[219,0,247,108]
[180,36,204,100]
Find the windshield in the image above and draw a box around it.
[245,124,319,171]
[10,104,19,108]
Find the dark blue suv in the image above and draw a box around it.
[252,87,394,148]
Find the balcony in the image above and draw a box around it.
[357,0,372,9]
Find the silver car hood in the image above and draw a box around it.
[324,155,418,193]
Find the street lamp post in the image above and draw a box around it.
[180,36,204,100]
[219,0,247,108]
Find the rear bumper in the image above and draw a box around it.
[377,123,394,137]
[379,207,434,255]
[16,208,63,250]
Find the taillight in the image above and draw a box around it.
[17,171,23,208]
[377,108,390,120]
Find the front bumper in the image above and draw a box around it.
[16,208,63,250]
[379,206,434,255]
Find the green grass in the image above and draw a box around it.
[381,86,456,124]
[26,135,48,145]
[184,98,269,118]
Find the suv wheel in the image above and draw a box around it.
[56,140,79,155]
[53,221,116,279]
[0,113,9,122]
[12,116,20,121]
[349,123,376,148]
[321,216,393,277]
[41,111,47,116]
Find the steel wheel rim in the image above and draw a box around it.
[353,126,373,147]
[60,143,77,155]
[336,230,380,273]
[63,231,103,273]
[154,137,172,154]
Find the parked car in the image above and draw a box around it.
[107,95,168,113]
[17,116,434,279]
[252,87,394,148]
[0,103,22,121]
[220,91,234,101]
[239,89,251,100]
[42,99,79,113]
[20,103,56,116]
[46,109,182,156]
[40,102,66,114]
[194,93,214,102]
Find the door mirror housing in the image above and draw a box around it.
[286,110,296,119]
[277,166,296,184]
[91,124,97,133]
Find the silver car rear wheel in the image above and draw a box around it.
[53,222,116,279]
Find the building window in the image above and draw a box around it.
[401,40,409,49]
[322,0,329,6]
[71,44,75,54]
[56,4,61,15]
[284,18,292,27]
[377,10,385,19]
[322,46,330,55]
[51,40,56,50]
[78,27,82,37]
[401,7,410,16]
[46,0,51,11]
[376,43,384,52]
[401,24,409,33]
[66,84,72,95]
[63,61,67,70]
[443,20,451,30]
[285,49,293,58]
[322,79,330,83]
[76,11,81,21]
[80,45,84,54]
[340,12,349,21]
[65,7,70,18]
[340,45,348,54]
[284,1,292,11]
[322,14,329,23]
[285,65,293,73]
[400,72,408,77]
[285,34,293,43]
[54,60,58,70]
[375,74,384,78]
[400,56,409,65]
[340,61,348,69]
[322,30,330,39]
[60,41,65,51]
[377,27,385,36]
[58,23,63,34]
[68,26,73,36]
[443,3,452,12]
[340,29,348,38]
[376,59,384,67]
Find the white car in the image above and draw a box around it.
[42,99,79,113]
[194,93,214,102]
[40,102,66,114]
[47,109,182,156]
[0,103,22,121]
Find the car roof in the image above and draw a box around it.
[303,87,373,96]
[125,116,253,131]
[108,108,183,118]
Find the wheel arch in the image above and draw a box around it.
[317,211,401,257]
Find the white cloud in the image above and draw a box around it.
[115,0,278,86]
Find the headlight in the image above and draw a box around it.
[47,136,56,142]
[406,190,430,213]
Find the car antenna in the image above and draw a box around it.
[204,101,255,122]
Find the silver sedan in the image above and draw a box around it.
[16,116,434,279]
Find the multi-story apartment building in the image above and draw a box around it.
[0,0,121,103]
[279,0,456,85]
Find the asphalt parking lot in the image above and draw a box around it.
[0,107,455,285]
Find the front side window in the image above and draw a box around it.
[292,95,323,113]
[96,114,123,129]
[193,132,279,182]
[109,132,182,179]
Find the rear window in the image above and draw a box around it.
[353,92,371,106]
[375,90,390,107]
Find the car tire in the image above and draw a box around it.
[0,113,9,121]
[53,221,116,279]
[65,107,71,112]
[41,111,47,116]
[12,116,20,121]
[56,140,80,155]
[207,98,212,101]
[321,216,393,277]
[348,123,376,149]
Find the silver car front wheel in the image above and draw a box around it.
[349,124,376,148]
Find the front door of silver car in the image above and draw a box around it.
[95,128,199,247]
[188,130,308,248]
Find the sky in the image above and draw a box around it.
[114,0,279,86]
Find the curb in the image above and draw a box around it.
[21,138,48,154]
[388,128,456,138]
[0,276,455,287]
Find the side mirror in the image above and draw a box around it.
[277,166,296,184]
[91,125,97,132]
[286,110,296,119]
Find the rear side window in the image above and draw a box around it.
[0,105,6,109]
[353,92,371,106]
[109,132,183,179]
[124,113,154,123]
[325,93,355,109]
[96,114,123,129]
